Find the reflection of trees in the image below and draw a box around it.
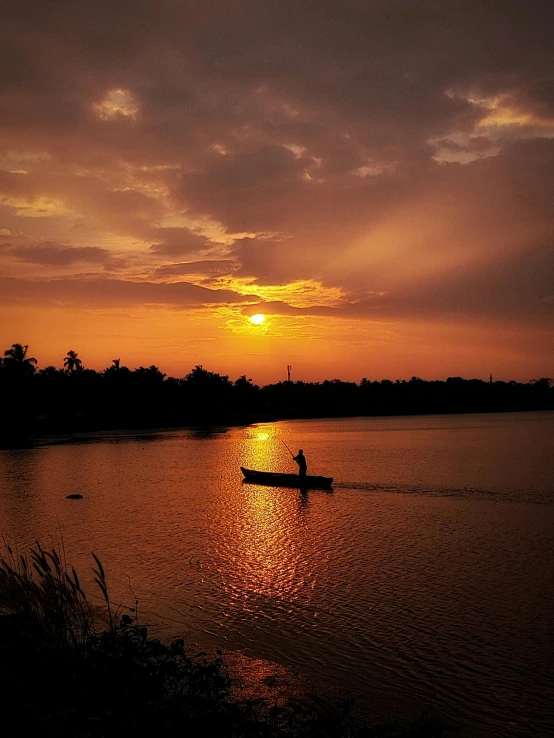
[1,343,552,443]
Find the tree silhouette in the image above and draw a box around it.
[2,343,37,377]
[232,375,260,411]
[103,360,131,380]
[39,366,62,377]
[64,350,83,374]
[530,377,552,387]
[1,340,552,445]
[134,365,166,385]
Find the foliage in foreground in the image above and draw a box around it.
[0,543,443,737]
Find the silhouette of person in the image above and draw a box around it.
[293,449,307,479]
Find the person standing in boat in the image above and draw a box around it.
[293,449,307,479]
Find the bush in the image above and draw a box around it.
[0,544,243,735]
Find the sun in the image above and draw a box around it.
[249,314,265,325]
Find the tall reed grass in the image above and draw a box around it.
[0,542,239,733]
[0,542,99,648]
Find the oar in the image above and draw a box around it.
[281,440,294,458]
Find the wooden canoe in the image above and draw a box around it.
[240,466,333,489]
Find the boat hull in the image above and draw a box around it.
[240,467,333,489]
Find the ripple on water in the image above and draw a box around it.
[1,413,553,737]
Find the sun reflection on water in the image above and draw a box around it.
[241,424,296,474]
[222,426,310,604]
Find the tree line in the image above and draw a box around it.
[1,343,552,446]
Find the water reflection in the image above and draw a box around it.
[0,449,40,538]
[298,489,309,511]
[186,427,229,439]
[241,427,283,473]
[214,428,315,608]
[0,413,552,738]
[236,487,295,601]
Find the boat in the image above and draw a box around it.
[240,467,333,489]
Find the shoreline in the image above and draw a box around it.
[0,611,448,736]
[1,407,551,451]
[222,648,448,733]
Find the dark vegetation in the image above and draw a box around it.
[0,543,443,737]
[1,343,552,447]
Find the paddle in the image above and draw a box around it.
[281,440,294,458]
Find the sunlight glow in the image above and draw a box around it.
[250,314,265,325]
[213,277,345,308]
[93,89,139,121]
[0,194,73,218]
[431,90,554,163]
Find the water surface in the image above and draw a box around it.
[1,412,553,737]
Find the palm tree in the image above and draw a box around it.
[63,350,83,374]
[3,343,37,376]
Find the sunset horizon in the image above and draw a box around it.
[1,2,553,383]
[1,3,554,731]
[2,337,551,386]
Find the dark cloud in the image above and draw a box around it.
[153,260,236,278]
[0,276,256,308]
[344,240,554,325]
[148,228,213,257]
[2,1,551,172]
[7,242,115,267]
[436,136,496,154]
[239,238,554,326]
[230,237,302,285]
[395,240,554,323]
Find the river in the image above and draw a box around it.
[1,411,552,736]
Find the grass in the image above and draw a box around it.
[0,543,445,737]
[0,542,96,649]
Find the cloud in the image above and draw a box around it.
[0,0,553,377]
[6,242,117,267]
[148,228,214,257]
[0,276,256,308]
[152,259,236,278]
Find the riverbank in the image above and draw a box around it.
[2,407,552,451]
[0,413,276,450]
[223,649,448,736]
[0,614,447,737]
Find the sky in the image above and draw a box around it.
[1,0,553,384]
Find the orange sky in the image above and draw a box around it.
[1,1,553,383]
